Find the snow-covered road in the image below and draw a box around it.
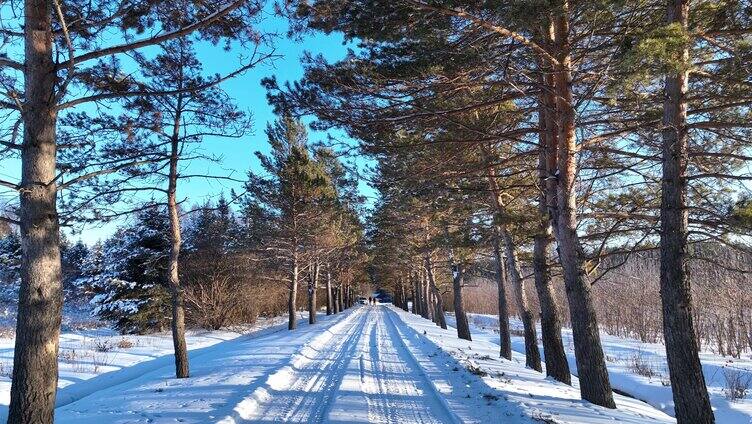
[45,305,675,423]
[238,306,457,423]
[51,306,484,424]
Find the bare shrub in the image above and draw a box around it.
[116,338,134,349]
[592,245,752,356]
[58,349,78,363]
[0,326,15,339]
[723,369,752,401]
[628,350,657,379]
[94,339,113,352]
[459,277,501,315]
[91,351,112,368]
[182,251,275,329]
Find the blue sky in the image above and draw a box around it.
[1,11,374,244]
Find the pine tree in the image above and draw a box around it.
[245,115,337,330]
[0,232,21,287]
[82,208,171,334]
[61,239,89,297]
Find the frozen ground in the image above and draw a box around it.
[445,312,752,423]
[0,304,677,423]
[0,312,302,421]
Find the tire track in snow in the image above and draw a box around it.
[363,307,452,424]
[233,306,461,423]
[222,307,369,423]
[216,307,366,423]
[380,308,463,424]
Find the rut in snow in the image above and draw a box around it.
[236,307,459,424]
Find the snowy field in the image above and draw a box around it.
[446,312,752,423]
[0,312,302,421]
[0,305,678,423]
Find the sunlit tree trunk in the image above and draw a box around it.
[659,1,714,421]
[325,263,333,315]
[166,106,189,379]
[451,261,471,341]
[534,67,571,384]
[501,228,542,372]
[308,260,319,324]
[425,254,447,329]
[551,3,614,407]
[9,1,63,420]
[288,257,299,330]
[492,233,512,360]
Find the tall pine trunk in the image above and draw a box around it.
[9,1,63,420]
[660,1,714,421]
[492,233,512,360]
[411,282,417,314]
[452,262,472,341]
[413,271,423,316]
[325,264,333,315]
[167,124,189,379]
[288,259,299,330]
[337,284,344,312]
[534,77,571,385]
[421,269,431,320]
[333,284,340,314]
[501,228,542,372]
[308,261,319,324]
[532,228,571,384]
[424,254,447,329]
[551,4,614,407]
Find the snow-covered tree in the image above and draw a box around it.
[61,239,89,297]
[0,232,21,296]
[80,208,171,334]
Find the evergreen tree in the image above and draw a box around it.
[81,208,171,334]
[61,239,89,296]
[245,115,337,329]
[0,232,21,287]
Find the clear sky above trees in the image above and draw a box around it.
[0,7,370,244]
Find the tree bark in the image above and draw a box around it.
[501,228,542,372]
[420,268,431,320]
[167,119,189,379]
[288,259,299,330]
[325,264,333,315]
[492,234,512,360]
[483,153,540,369]
[9,1,63,421]
[413,271,423,316]
[534,74,571,385]
[452,262,472,341]
[551,4,615,407]
[337,284,344,312]
[532,227,571,384]
[659,1,714,422]
[402,281,410,312]
[424,254,447,329]
[308,261,319,324]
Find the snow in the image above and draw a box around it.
[0,312,300,421]
[0,304,681,423]
[395,306,674,424]
[447,312,752,423]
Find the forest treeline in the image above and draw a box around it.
[1,0,752,423]
[457,243,752,358]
